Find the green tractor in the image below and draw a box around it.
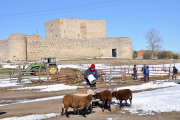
[26,57,57,75]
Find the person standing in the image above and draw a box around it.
[172,66,178,79]
[133,65,137,80]
[84,64,98,87]
[142,64,147,82]
[146,65,150,82]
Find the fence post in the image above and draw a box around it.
[38,69,40,83]
[128,60,129,74]
[65,68,67,84]
[10,71,12,83]
[101,59,103,67]
[113,68,114,78]
[118,60,119,68]
[56,68,58,83]
[124,67,126,84]
[18,64,21,83]
[169,67,170,80]
[169,63,172,79]
[47,68,49,82]
[153,67,154,81]
[163,61,164,67]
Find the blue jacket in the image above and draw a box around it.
[84,68,98,84]
[142,66,146,74]
[146,68,149,74]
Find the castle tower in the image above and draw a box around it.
[45,18,106,39]
[8,34,27,62]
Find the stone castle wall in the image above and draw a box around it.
[45,18,106,39]
[26,37,132,61]
[0,34,132,62]
[8,34,27,62]
[0,18,132,62]
[0,39,9,61]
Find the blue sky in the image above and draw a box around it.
[0,0,179,52]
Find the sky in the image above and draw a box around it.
[0,63,180,119]
[0,0,180,52]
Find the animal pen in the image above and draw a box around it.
[9,66,171,84]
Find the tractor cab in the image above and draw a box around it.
[44,57,56,65]
[44,57,57,74]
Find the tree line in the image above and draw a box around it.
[133,50,179,59]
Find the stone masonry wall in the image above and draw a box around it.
[8,34,27,62]
[0,34,132,62]
[0,39,9,61]
[26,37,132,61]
[45,18,106,39]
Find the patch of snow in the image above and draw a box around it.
[0,113,61,120]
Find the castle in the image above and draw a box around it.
[0,18,132,62]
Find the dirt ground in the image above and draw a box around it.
[0,83,180,120]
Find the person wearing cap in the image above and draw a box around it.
[84,64,98,87]
[172,66,178,79]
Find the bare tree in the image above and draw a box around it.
[144,28,163,59]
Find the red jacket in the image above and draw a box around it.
[133,67,137,73]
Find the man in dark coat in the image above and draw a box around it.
[142,64,147,82]
[172,66,178,79]
[84,64,98,87]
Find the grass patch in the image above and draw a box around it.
[0,69,19,74]
[149,75,169,80]
[5,60,12,63]
[126,76,133,79]
[111,77,123,79]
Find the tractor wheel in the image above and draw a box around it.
[30,72,33,75]
[49,65,57,74]
[30,71,34,76]
[32,70,38,76]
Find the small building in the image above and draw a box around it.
[136,50,146,59]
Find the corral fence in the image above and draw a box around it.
[127,67,170,81]
[8,66,172,84]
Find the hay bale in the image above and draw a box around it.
[60,68,85,84]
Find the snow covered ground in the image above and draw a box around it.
[0,63,180,120]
